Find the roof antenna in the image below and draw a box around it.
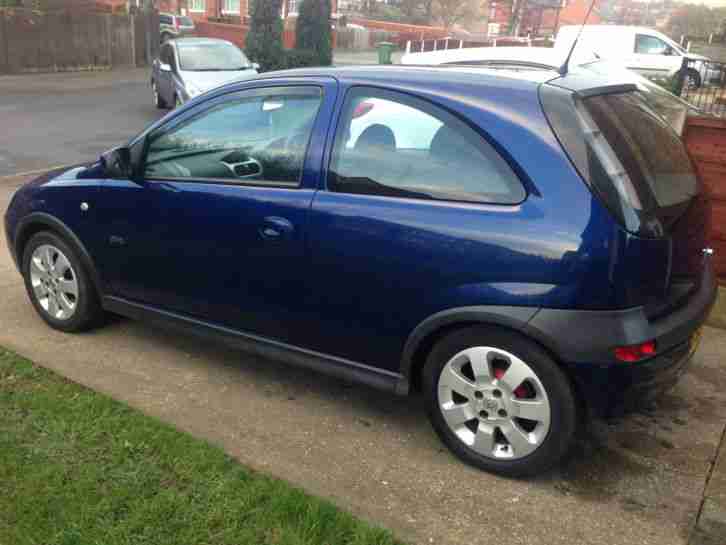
[558,0,598,76]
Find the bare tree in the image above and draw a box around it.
[435,0,479,28]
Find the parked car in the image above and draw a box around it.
[4,65,716,477]
[401,46,696,135]
[151,38,259,109]
[159,12,196,43]
[556,25,718,88]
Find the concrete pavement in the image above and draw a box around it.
[1,173,725,545]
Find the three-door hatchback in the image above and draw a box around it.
[4,65,716,476]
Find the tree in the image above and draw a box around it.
[245,0,285,72]
[434,0,479,28]
[295,0,332,66]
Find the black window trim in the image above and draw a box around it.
[325,85,528,206]
[139,85,324,189]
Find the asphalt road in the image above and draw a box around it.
[0,69,163,176]
[1,70,725,545]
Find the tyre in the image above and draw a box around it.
[422,325,576,477]
[152,80,166,109]
[687,68,702,89]
[22,231,105,333]
[161,32,172,43]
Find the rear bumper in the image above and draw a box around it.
[524,258,717,416]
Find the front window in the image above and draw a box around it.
[329,88,525,204]
[222,0,240,14]
[189,0,205,12]
[144,88,322,186]
[635,34,670,55]
[177,41,250,71]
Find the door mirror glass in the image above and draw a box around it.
[101,146,132,179]
[159,63,172,72]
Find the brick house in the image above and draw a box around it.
[488,0,602,37]
[151,0,337,23]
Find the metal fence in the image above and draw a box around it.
[674,58,726,117]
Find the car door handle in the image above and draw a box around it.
[259,216,294,241]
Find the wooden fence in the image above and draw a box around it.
[684,115,726,280]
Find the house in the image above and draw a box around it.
[150,0,338,23]
[488,0,602,37]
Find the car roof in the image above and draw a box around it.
[401,46,597,69]
[259,64,555,87]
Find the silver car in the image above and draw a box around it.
[151,38,259,109]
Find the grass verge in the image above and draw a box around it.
[0,348,402,545]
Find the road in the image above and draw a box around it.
[0,69,163,176]
[1,70,725,545]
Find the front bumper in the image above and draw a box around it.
[524,258,717,416]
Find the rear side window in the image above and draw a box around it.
[159,14,172,24]
[541,86,699,236]
[328,88,525,204]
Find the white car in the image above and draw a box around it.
[556,25,718,88]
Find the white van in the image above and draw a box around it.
[556,25,713,87]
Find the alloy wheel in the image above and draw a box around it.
[29,244,79,321]
[437,346,551,460]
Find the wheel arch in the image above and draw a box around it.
[400,305,590,423]
[401,306,539,392]
[15,213,105,300]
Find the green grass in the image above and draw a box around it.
[0,349,403,545]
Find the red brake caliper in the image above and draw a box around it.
[493,367,528,398]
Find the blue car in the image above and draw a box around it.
[4,65,716,476]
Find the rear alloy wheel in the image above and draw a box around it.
[423,326,576,477]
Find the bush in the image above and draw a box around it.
[245,0,285,72]
[283,49,322,69]
[295,0,332,66]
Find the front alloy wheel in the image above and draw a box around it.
[22,231,104,332]
[29,244,78,321]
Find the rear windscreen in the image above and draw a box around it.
[583,92,698,209]
[541,86,700,237]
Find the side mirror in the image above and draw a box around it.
[252,62,260,71]
[101,146,132,179]
[159,62,172,72]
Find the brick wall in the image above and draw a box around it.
[194,20,249,49]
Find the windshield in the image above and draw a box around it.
[178,42,250,71]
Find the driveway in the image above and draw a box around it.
[1,71,726,545]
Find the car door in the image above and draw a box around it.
[629,33,677,77]
[96,78,337,343]
[303,87,528,372]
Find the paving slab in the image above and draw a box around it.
[1,177,726,545]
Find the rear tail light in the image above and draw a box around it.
[174,17,180,30]
[614,340,656,363]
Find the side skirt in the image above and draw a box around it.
[102,296,409,395]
